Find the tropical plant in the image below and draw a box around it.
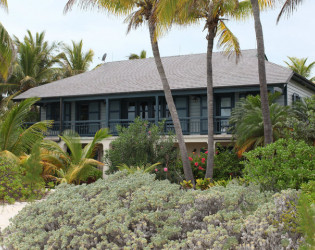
[0,97,51,157]
[105,118,178,175]
[117,162,161,174]
[229,93,289,156]
[243,138,315,191]
[128,49,147,60]
[160,0,247,179]
[284,57,315,81]
[0,23,14,81]
[287,95,315,145]
[58,40,94,77]
[250,0,273,147]
[64,0,195,184]
[0,30,60,97]
[41,128,110,184]
[0,158,30,204]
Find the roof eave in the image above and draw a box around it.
[291,73,315,92]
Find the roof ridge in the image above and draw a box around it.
[97,49,258,66]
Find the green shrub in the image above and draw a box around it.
[185,146,243,180]
[243,138,315,191]
[80,166,103,184]
[1,172,304,249]
[105,118,181,181]
[213,145,243,180]
[0,158,44,204]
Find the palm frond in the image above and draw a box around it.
[0,22,14,80]
[60,130,83,165]
[277,0,303,23]
[11,120,52,156]
[82,128,110,159]
[0,97,40,152]
[217,20,241,61]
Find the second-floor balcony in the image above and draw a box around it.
[26,117,231,137]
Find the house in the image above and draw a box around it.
[15,49,315,162]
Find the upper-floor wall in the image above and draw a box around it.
[38,84,296,137]
[287,79,314,105]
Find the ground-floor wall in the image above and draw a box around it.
[47,134,234,178]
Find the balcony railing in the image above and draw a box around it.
[25,117,231,137]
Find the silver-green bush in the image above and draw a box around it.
[1,172,303,249]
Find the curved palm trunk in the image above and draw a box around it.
[250,0,273,145]
[148,22,195,184]
[205,28,215,179]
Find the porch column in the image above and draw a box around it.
[59,97,63,135]
[155,95,159,125]
[105,98,109,128]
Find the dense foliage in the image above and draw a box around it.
[41,128,110,184]
[229,93,288,156]
[0,158,45,204]
[287,96,315,145]
[1,172,303,249]
[186,146,243,180]
[243,138,315,191]
[105,118,178,174]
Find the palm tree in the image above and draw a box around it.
[0,1,14,82]
[0,97,52,157]
[0,23,14,81]
[229,93,288,156]
[128,50,147,60]
[284,57,315,81]
[41,128,110,184]
[64,0,195,184]
[277,0,303,23]
[0,30,60,97]
[250,0,273,146]
[59,40,94,77]
[160,0,248,179]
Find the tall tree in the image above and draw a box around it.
[59,40,94,77]
[0,30,60,96]
[285,57,315,81]
[129,50,147,60]
[0,1,14,81]
[250,0,273,145]
[0,23,14,81]
[64,0,195,184]
[160,0,247,178]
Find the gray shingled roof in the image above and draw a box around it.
[15,49,293,100]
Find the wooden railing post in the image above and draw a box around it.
[155,95,159,126]
[59,97,63,135]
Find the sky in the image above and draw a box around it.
[0,0,315,71]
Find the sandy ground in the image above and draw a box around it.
[0,190,54,232]
[0,202,29,231]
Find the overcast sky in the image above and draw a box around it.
[1,0,314,71]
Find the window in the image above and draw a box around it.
[292,93,301,103]
[64,103,71,121]
[46,102,60,121]
[220,97,232,117]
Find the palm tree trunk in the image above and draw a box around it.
[205,28,215,179]
[250,0,273,145]
[148,22,195,185]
